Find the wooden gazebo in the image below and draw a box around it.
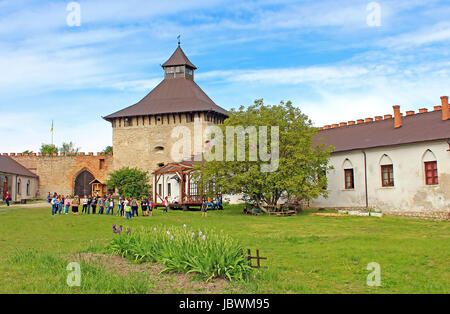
[153,160,205,210]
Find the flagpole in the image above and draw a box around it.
[51,120,54,146]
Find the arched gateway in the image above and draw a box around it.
[74,170,95,197]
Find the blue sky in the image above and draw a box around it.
[1,0,450,152]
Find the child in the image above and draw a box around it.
[163,196,169,213]
[148,199,153,217]
[51,195,58,215]
[201,201,208,217]
[64,196,71,215]
[125,203,132,220]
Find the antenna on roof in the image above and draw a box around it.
[177,35,181,46]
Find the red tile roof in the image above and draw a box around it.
[315,110,450,152]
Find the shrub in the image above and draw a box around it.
[106,225,253,281]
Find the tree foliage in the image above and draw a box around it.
[40,144,58,155]
[106,167,150,198]
[59,142,80,155]
[103,146,113,154]
[196,99,333,207]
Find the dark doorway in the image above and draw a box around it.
[74,170,95,197]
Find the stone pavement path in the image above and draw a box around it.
[0,201,48,208]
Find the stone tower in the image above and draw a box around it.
[104,44,228,175]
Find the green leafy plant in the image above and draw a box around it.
[106,225,253,281]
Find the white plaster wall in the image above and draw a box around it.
[311,140,450,211]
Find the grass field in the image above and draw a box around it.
[0,204,448,294]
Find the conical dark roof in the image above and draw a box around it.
[161,45,197,69]
[104,78,228,120]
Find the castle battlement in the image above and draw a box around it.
[3,152,113,157]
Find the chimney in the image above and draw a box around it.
[441,96,449,121]
[393,105,402,128]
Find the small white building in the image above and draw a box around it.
[0,155,39,203]
[311,97,450,214]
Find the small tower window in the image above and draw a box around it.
[154,146,164,152]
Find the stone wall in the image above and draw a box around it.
[6,152,113,197]
[112,113,217,174]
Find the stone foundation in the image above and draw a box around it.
[383,210,449,221]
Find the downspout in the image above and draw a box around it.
[362,150,368,209]
[15,175,18,202]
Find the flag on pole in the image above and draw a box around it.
[51,120,54,132]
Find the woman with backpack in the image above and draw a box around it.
[131,197,139,217]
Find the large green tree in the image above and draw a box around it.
[106,167,150,198]
[196,99,333,207]
[40,144,58,155]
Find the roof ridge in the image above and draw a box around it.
[317,106,443,131]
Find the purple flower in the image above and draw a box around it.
[126,227,131,235]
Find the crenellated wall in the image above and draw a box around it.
[5,152,113,197]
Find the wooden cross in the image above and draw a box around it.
[247,249,267,269]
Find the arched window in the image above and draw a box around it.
[422,150,438,185]
[379,154,394,187]
[26,180,30,196]
[17,179,21,195]
[342,159,354,189]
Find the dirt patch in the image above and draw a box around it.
[309,213,347,218]
[68,253,236,294]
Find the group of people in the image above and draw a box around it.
[47,193,224,219]
[47,192,155,220]
[242,205,261,215]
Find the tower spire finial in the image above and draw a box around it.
[177,35,181,46]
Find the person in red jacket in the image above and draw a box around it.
[4,191,11,206]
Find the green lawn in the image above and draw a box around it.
[0,204,448,294]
